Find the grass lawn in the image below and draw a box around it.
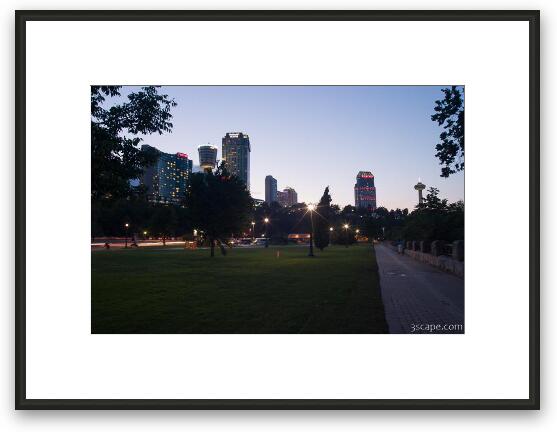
[91,244,388,334]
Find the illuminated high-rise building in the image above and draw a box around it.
[141,144,193,204]
[222,132,250,189]
[354,171,376,211]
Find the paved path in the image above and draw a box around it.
[374,243,464,334]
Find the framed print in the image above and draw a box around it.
[15,10,540,409]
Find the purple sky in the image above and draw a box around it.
[117,86,464,210]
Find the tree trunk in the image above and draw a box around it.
[218,240,227,256]
[210,238,215,257]
[163,235,166,246]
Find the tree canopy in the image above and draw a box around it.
[91,86,177,201]
[149,205,178,246]
[314,187,332,251]
[185,162,253,256]
[402,187,463,241]
[432,86,464,178]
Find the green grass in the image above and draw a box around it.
[91,244,388,334]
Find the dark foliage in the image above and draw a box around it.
[91,86,177,200]
[314,187,332,250]
[91,197,190,240]
[185,162,253,257]
[149,205,178,246]
[432,86,464,177]
[252,202,311,243]
[402,188,464,241]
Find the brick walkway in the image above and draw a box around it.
[374,243,464,334]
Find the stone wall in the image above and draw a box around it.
[403,248,464,278]
[387,240,464,278]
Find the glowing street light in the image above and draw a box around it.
[307,203,315,257]
[124,223,130,248]
[251,221,255,240]
[329,227,334,232]
[343,224,349,248]
[263,218,269,247]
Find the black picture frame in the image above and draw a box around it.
[15,9,540,410]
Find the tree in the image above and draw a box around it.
[402,188,462,242]
[91,86,177,201]
[420,187,448,211]
[314,187,332,251]
[149,205,178,246]
[185,162,253,257]
[91,196,153,238]
[341,205,356,215]
[251,201,310,243]
[363,216,381,240]
[432,86,464,177]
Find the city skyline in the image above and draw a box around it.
[114,86,464,210]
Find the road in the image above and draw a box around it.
[91,241,309,251]
[91,240,187,249]
[374,243,464,334]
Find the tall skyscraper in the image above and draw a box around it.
[265,175,278,204]
[354,171,377,211]
[222,132,251,189]
[141,144,193,204]
[198,144,218,172]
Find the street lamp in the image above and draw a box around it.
[343,223,349,248]
[143,230,148,240]
[251,221,255,241]
[124,223,130,248]
[307,204,315,257]
[264,217,269,248]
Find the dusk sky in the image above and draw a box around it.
[117,86,464,210]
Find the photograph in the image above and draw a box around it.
[15,9,539,411]
[91,85,465,334]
